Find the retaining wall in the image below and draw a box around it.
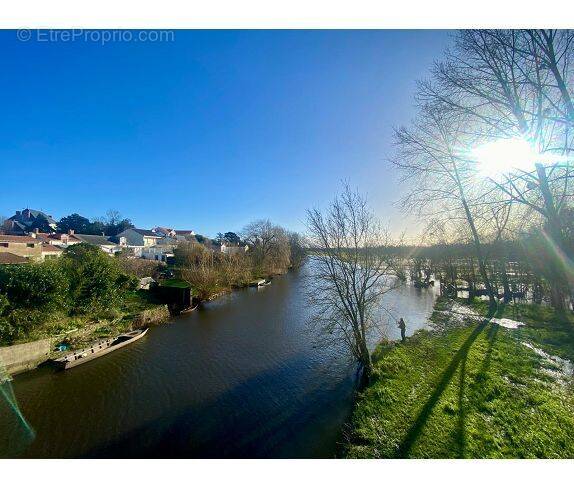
[0,338,51,376]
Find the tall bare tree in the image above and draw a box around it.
[306,185,398,382]
[242,219,291,275]
[392,106,497,307]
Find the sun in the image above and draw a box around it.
[472,138,539,179]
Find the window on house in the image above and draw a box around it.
[27,243,35,248]
[0,243,8,247]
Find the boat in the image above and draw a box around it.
[249,279,272,287]
[180,302,199,314]
[53,328,149,370]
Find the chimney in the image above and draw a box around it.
[34,228,39,234]
[68,229,75,235]
[101,232,105,236]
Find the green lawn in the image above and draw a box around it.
[345,299,574,458]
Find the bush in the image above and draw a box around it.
[0,244,154,344]
[0,261,69,310]
[62,243,137,313]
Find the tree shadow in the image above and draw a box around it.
[398,314,493,458]
[479,324,499,379]
[456,351,467,458]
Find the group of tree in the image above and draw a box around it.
[0,244,139,343]
[392,29,574,311]
[57,210,134,236]
[172,220,306,300]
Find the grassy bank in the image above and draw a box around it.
[344,298,574,458]
[1,290,167,350]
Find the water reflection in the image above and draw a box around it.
[2,264,438,458]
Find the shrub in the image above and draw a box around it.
[62,243,135,313]
[0,261,69,310]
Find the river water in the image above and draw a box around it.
[1,266,439,458]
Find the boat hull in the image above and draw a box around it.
[54,328,149,370]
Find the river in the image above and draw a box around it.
[1,265,439,458]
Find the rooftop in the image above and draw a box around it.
[0,252,28,265]
[42,244,64,253]
[0,235,39,243]
[131,228,159,237]
[75,234,115,246]
[9,208,56,225]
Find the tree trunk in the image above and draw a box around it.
[501,261,512,303]
[359,348,373,388]
[536,163,567,311]
[460,197,496,309]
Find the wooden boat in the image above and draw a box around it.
[180,302,199,314]
[53,328,149,370]
[249,279,271,287]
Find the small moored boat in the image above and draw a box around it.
[53,328,149,370]
[249,279,271,287]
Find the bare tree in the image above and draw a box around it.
[392,106,497,307]
[306,185,398,383]
[242,219,291,275]
[288,231,308,269]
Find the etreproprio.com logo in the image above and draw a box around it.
[16,29,175,45]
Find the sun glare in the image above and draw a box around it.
[472,138,539,179]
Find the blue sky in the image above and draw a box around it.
[0,30,450,237]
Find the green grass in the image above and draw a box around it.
[345,299,574,458]
[1,290,164,347]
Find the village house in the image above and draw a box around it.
[3,208,57,235]
[111,228,177,261]
[33,230,82,247]
[220,242,249,255]
[0,235,43,261]
[41,244,64,260]
[140,237,177,262]
[113,228,162,254]
[151,227,177,238]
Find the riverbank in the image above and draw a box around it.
[0,293,170,376]
[344,297,574,458]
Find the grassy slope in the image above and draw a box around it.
[4,290,163,347]
[345,299,574,458]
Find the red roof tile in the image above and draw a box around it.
[42,244,63,253]
[0,252,28,264]
[0,235,39,243]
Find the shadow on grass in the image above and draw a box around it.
[456,350,468,458]
[398,313,495,458]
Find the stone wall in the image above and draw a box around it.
[0,338,51,376]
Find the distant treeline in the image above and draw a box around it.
[173,220,307,300]
[57,210,134,236]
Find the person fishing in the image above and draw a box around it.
[398,317,407,342]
